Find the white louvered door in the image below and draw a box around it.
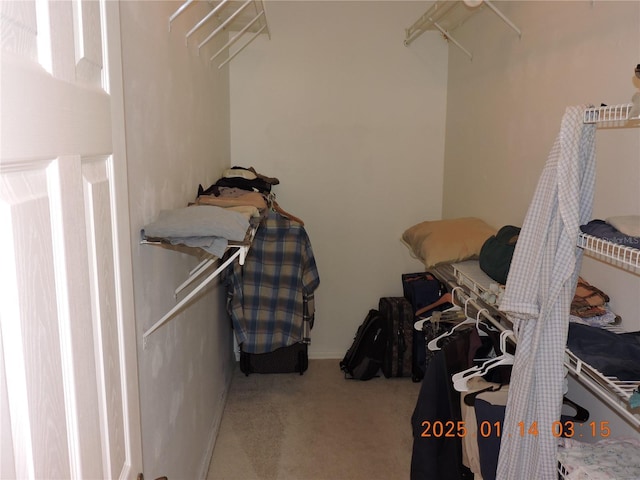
[0,1,142,478]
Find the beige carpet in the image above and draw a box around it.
[207,359,421,480]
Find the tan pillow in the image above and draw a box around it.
[402,217,497,267]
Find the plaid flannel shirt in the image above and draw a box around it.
[225,211,320,354]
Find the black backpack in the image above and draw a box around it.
[340,309,389,380]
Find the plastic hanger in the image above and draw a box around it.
[413,305,461,331]
[414,291,454,317]
[562,396,589,422]
[426,296,478,351]
[414,286,464,331]
[449,309,501,383]
[452,329,516,392]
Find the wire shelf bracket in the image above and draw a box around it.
[140,224,258,347]
[404,0,521,60]
[168,0,270,68]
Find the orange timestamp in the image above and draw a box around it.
[420,420,611,438]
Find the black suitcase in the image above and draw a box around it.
[239,342,309,375]
[402,272,452,382]
[402,272,448,315]
[379,297,414,378]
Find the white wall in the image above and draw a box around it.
[443,1,640,439]
[443,1,640,230]
[444,0,640,334]
[230,1,449,358]
[120,2,234,478]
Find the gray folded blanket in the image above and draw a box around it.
[142,205,251,258]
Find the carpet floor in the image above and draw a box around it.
[206,359,421,480]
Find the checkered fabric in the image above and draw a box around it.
[496,106,596,480]
[225,211,320,354]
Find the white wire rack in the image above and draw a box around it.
[434,260,640,430]
[403,0,521,60]
[572,230,640,429]
[557,101,640,478]
[140,222,259,346]
[564,347,640,428]
[451,260,504,307]
[578,232,640,274]
[557,462,570,479]
[583,103,639,125]
[169,0,270,69]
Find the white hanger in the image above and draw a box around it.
[448,308,494,384]
[452,329,516,392]
[413,286,463,331]
[413,305,461,331]
[426,295,477,351]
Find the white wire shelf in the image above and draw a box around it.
[578,232,640,273]
[451,260,504,307]
[435,261,640,430]
[556,100,640,477]
[169,0,270,69]
[583,103,638,125]
[564,348,640,429]
[403,0,521,60]
[140,222,259,346]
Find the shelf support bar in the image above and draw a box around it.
[210,10,264,63]
[176,258,217,298]
[198,0,253,52]
[186,0,230,45]
[431,21,473,60]
[169,0,196,31]
[483,1,522,38]
[143,247,245,346]
[404,1,458,46]
[403,1,520,60]
[217,24,266,69]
